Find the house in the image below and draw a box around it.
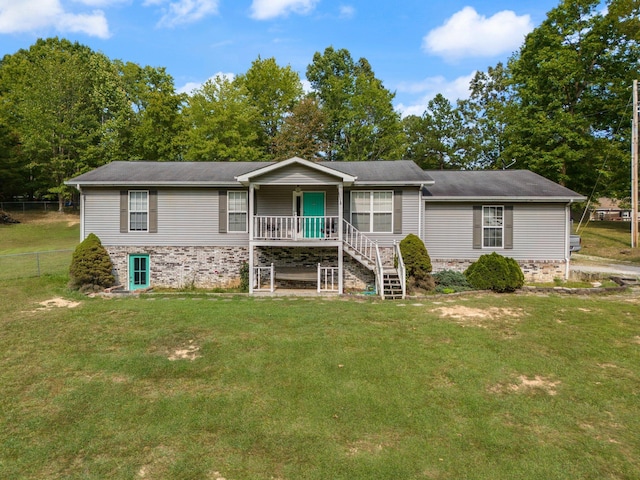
[589,197,631,221]
[66,157,585,297]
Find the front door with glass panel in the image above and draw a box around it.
[129,254,149,290]
[302,192,325,238]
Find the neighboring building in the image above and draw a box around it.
[590,197,631,221]
[66,158,585,297]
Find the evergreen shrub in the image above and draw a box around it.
[433,269,472,293]
[464,252,524,293]
[69,233,115,292]
[399,234,434,292]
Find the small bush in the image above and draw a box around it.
[433,269,472,293]
[464,252,524,293]
[69,233,115,291]
[399,234,432,275]
[239,261,250,292]
[399,234,433,293]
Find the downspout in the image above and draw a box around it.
[76,184,85,241]
[418,184,424,242]
[565,200,573,280]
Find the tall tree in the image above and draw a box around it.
[272,97,328,161]
[505,0,640,195]
[116,61,186,161]
[403,94,466,170]
[236,56,303,157]
[306,47,403,161]
[182,75,265,161]
[0,38,119,209]
[462,63,512,170]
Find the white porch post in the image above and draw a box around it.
[248,183,255,294]
[338,183,344,294]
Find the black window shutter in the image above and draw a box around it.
[219,190,227,233]
[149,191,158,233]
[472,206,482,249]
[504,205,513,249]
[393,190,402,234]
[343,190,350,223]
[120,191,128,233]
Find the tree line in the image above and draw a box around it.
[0,0,638,210]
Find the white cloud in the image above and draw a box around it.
[154,0,219,27]
[250,0,319,20]
[422,7,532,60]
[339,5,355,19]
[177,72,235,95]
[396,72,475,117]
[0,0,110,38]
[72,0,127,6]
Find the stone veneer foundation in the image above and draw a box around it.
[431,258,568,283]
[107,246,248,289]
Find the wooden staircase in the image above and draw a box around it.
[381,269,404,300]
[342,220,405,300]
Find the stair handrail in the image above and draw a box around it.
[375,243,384,299]
[394,241,406,299]
[342,219,376,264]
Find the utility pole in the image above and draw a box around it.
[632,80,638,248]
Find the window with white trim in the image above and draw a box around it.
[351,191,393,233]
[129,191,148,231]
[228,191,248,232]
[483,205,503,247]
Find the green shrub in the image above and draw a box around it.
[239,261,250,292]
[464,252,524,293]
[69,233,115,292]
[399,234,433,292]
[433,269,472,293]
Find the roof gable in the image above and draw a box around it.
[236,157,356,185]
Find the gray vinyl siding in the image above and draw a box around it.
[83,188,249,247]
[253,164,342,185]
[255,186,339,216]
[346,188,420,244]
[423,202,567,260]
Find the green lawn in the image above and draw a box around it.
[1,275,639,479]
[577,221,640,263]
[0,211,80,254]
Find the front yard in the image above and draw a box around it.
[1,275,639,479]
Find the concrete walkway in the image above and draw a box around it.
[570,254,640,279]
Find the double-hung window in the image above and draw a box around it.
[228,191,248,232]
[351,191,393,233]
[129,191,148,232]
[483,206,503,247]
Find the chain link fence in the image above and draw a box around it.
[0,250,73,281]
[0,201,77,213]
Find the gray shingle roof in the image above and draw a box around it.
[67,161,269,185]
[66,161,584,202]
[66,160,434,186]
[422,170,585,201]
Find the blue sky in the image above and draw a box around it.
[0,0,560,116]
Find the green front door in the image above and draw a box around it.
[303,192,325,238]
[129,254,149,290]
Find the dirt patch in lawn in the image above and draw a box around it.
[435,306,524,328]
[167,341,200,361]
[490,375,561,396]
[34,297,81,311]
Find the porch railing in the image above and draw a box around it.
[374,243,385,299]
[394,241,407,299]
[317,264,339,292]
[253,263,275,292]
[253,216,339,241]
[343,219,376,264]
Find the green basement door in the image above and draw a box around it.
[303,192,325,238]
[129,254,149,290]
